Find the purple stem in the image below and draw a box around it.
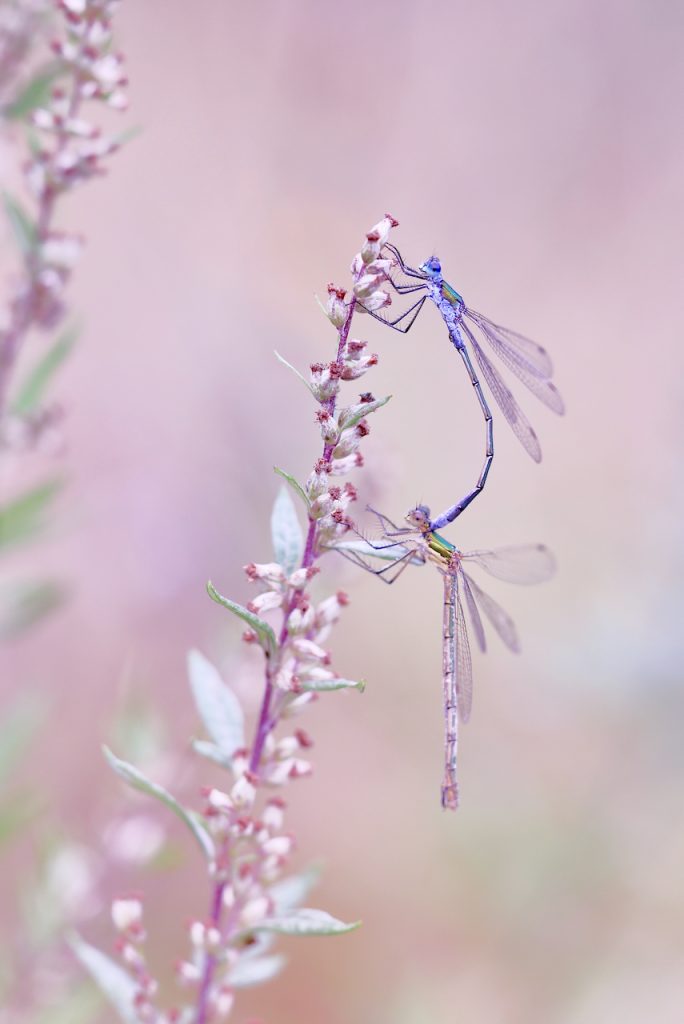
[195,877,227,1024]
[248,299,356,773]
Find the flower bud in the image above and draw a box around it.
[354,272,386,300]
[315,591,349,627]
[309,363,341,402]
[361,289,391,312]
[291,638,329,663]
[288,566,319,590]
[306,462,329,500]
[239,896,271,929]
[328,452,364,476]
[273,664,296,691]
[176,959,201,986]
[262,798,286,831]
[340,353,378,381]
[360,231,381,265]
[309,491,334,520]
[231,773,257,808]
[332,429,362,459]
[244,562,286,585]
[316,410,339,446]
[325,283,347,327]
[205,788,233,813]
[111,896,143,935]
[247,590,283,615]
[288,759,313,780]
[262,835,293,858]
[288,603,315,634]
[280,692,316,718]
[214,986,235,1018]
[369,212,399,246]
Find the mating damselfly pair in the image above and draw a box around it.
[337,238,562,809]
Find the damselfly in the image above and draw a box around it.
[360,244,564,530]
[337,506,555,809]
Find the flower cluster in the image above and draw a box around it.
[0,0,128,427]
[79,216,399,1023]
[0,0,46,103]
[110,897,163,1023]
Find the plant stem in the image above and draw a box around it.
[248,299,356,774]
[195,876,227,1024]
[0,59,83,418]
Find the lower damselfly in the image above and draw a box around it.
[337,505,556,809]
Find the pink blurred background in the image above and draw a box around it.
[4,1,684,1021]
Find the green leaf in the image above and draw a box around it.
[206,581,277,658]
[270,864,321,913]
[34,983,102,1024]
[270,486,303,576]
[274,350,313,394]
[4,63,63,120]
[103,747,215,861]
[0,693,47,779]
[0,580,65,639]
[187,649,245,759]
[68,934,139,1024]
[0,789,42,848]
[338,394,392,430]
[11,324,78,415]
[191,738,232,769]
[273,466,310,509]
[0,479,62,551]
[299,677,366,694]
[227,954,285,988]
[2,191,36,253]
[111,124,143,147]
[249,908,361,937]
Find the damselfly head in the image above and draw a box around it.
[419,255,441,278]
[405,504,431,531]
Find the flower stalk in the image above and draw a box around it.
[76,215,400,1023]
[0,0,128,433]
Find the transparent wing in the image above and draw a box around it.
[465,310,564,414]
[455,576,473,723]
[462,544,556,584]
[464,572,519,653]
[461,571,486,653]
[466,308,554,378]
[461,322,542,462]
